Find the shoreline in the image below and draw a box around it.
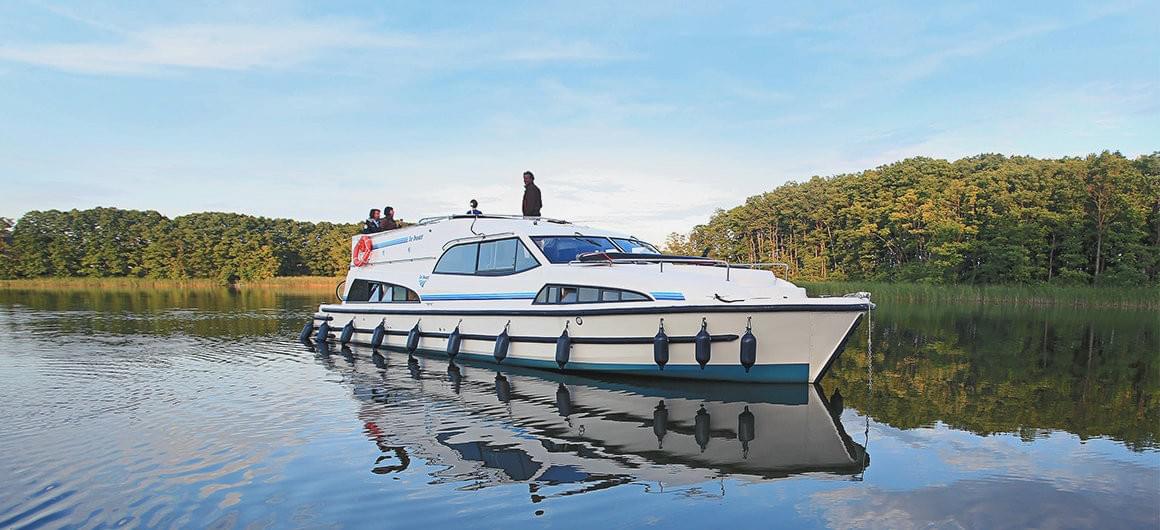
[0,277,1155,310]
[0,276,343,292]
[800,281,1158,310]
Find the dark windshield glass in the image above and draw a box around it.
[611,238,659,254]
[531,236,617,264]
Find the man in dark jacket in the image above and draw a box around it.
[362,208,382,234]
[522,171,542,217]
[381,206,399,230]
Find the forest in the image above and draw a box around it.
[665,151,1159,285]
[0,210,357,281]
[0,150,1156,285]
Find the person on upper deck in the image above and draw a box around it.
[362,208,382,234]
[466,199,482,215]
[522,171,542,217]
[381,206,399,230]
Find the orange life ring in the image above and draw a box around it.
[352,235,374,267]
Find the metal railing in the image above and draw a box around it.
[567,255,791,281]
[441,232,517,250]
[417,213,572,225]
[731,262,792,276]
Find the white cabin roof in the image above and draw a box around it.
[356,215,648,248]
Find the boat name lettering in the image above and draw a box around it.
[372,234,423,250]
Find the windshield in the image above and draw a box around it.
[611,238,659,254]
[531,236,618,263]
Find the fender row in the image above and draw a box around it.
[301,315,754,372]
[314,302,870,317]
[297,312,866,376]
[310,324,739,345]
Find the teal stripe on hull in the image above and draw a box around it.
[390,346,811,383]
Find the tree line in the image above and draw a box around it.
[1,150,1155,285]
[665,151,1159,285]
[0,209,357,281]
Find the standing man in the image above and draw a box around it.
[522,171,542,217]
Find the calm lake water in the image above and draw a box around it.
[0,288,1156,529]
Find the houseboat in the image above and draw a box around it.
[301,215,871,383]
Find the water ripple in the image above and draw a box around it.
[1,292,1157,529]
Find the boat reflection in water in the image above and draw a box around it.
[316,343,868,493]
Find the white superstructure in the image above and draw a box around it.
[305,215,871,383]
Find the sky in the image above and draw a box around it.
[1,1,1157,243]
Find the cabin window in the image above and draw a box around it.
[531,236,618,263]
[434,243,479,274]
[515,241,539,271]
[578,287,600,302]
[611,238,659,254]
[477,239,515,274]
[346,279,420,303]
[434,237,540,276]
[533,284,652,305]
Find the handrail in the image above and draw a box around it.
[368,256,436,265]
[567,256,729,267]
[417,213,573,225]
[731,262,792,275]
[441,232,518,250]
[567,256,791,282]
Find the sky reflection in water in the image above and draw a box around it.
[0,289,1155,529]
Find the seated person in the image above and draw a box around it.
[362,208,382,234]
[381,206,399,230]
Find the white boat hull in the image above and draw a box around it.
[310,303,866,383]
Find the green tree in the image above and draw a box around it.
[674,151,1158,285]
[0,217,14,279]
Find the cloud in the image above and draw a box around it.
[807,477,1159,529]
[799,423,1160,529]
[499,40,635,62]
[0,8,637,76]
[392,168,732,244]
[891,22,1062,84]
[0,20,419,74]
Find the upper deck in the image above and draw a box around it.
[342,214,833,308]
[355,214,641,248]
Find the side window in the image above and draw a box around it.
[346,280,419,303]
[434,243,479,274]
[436,238,539,276]
[478,238,518,274]
[578,287,599,302]
[515,241,539,272]
[346,279,372,301]
[533,284,652,304]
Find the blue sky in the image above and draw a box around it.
[1,1,1156,242]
